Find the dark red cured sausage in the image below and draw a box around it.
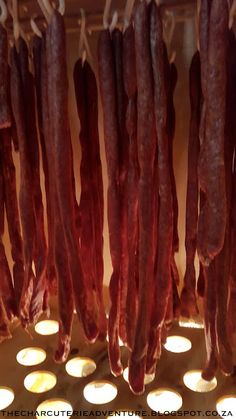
[198,0,228,265]
[43,29,73,362]
[213,30,236,377]
[0,240,16,321]
[74,58,106,341]
[128,0,156,395]
[0,24,11,128]
[167,59,179,254]
[40,35,57,296]
[228,34,236,334]
[150,1,173,340]
[0,298,11,343]
[172,275,181,319]
[32,36,43,131]
[84,62,106,340]
[112,28,129,345]
[197,190,206,298]
[33,34,53,306]
[123,23,139,351]
[202,261,218,381]
[164,270,181,329]
[48,12,98,342]
[98,28,122,376]
[145,3,174,380]
[215,232,233,376]
[0,153,4,236]
[54,217,74,363]
[181,51,201,318]
[0,129,24,311]
[197,261,205,298]
[197,0,210,264]
[10,46,36,326]
[199,0,211,100]
[0,152,16,320]
[229,164,236,337]
[17,38,47,323]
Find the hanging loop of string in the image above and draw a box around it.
[41,0,53,18]
[78,8,85,57]
[103,0,112,29]
[37,0,64,24]
[83,30,92,63]
[7,0,29,44]
[195,0,200,51]
[37,0,50,23]
[78,9,92,64]
[0,0,8,25]
[123,0,135,31]
[109,10,118,32]
[58,0,65,16]
[30,16,42,37]
[163,9,176,62]
[13,0,20,40]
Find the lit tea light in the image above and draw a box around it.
[24,371,57,393]
[179,319,204,329]
[35,320,59,335]
[183,370,217,392]
[123,367,155,385]
[16,347,46,366]
[83,381,118,404]
[0,387,14,410]
[36,399,73,419]
[164,336,192,353]
[216,396,236,418]
[107,412,142,419]
[65,357,96,378]
[147,388,183,413]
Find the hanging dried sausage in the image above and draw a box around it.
[0,24,11,128]
[181,51,201,318]
[98,27,122,376]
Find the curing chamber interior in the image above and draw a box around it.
[0,0,236,417]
